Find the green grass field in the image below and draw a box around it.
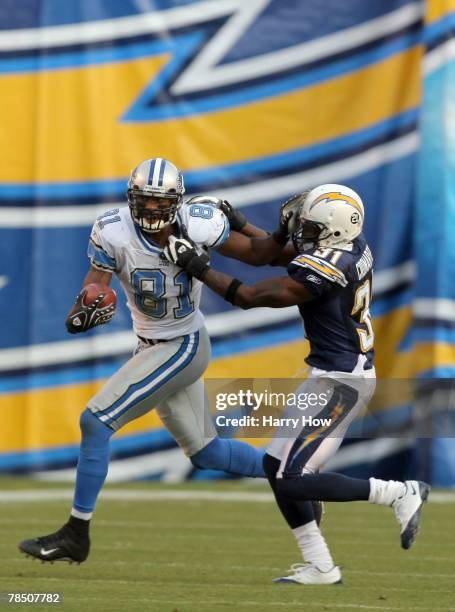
[0,477,453,612]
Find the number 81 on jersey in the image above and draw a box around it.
[131,268,194,319]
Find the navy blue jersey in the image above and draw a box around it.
[287,234,374,372]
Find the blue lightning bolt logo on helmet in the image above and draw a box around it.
[127,158,185,233]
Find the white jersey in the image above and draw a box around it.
[87,203,230,339]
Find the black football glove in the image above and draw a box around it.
[186,195,247,232]
[162,225,210,279]
[271,194,305,245]
[218,199,247,232]
[66,290,116,334]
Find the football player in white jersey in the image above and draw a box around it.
[18,158,293,564]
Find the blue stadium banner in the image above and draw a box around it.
[0,0,454,483]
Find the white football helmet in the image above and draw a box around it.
[127,158,185,232]
[293,184,364,250]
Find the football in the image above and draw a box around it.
[82,283,117,309]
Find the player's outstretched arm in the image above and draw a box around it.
[229,195,302,242]
[268,241,298,267]
[237,222,268,238]
[219,230,298,267]
[66,266,116,334]
[216,199,268,238]
[216,198,296,266]
[217,231,286,266]
[201,268,314,309]
[188,195,294,265]
[162,234,313,309]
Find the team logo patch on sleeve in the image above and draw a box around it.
[293,254,347,286]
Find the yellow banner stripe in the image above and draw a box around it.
[0,46,421,182]
[425,0,455,24]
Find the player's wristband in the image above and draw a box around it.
[225,278,243,305]
[186,253,210,279]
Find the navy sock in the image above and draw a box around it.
[263,453,314,529]
[278,472,370,502]
[73,409,114,514]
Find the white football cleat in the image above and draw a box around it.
[273,563,342,585]
[392,480,430,549]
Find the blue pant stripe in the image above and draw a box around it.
[95,335,190,417]
[100,331,199,425]
[105,331,199,426]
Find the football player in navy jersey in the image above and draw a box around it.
[164,184,430,585]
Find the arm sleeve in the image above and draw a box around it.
[209,215,230,249]
[87,220,118,272]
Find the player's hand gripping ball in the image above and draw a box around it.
[66,283,117,334]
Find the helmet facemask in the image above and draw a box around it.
[292,218,325,252]
[127,190,182,233]
[290,191,326,252]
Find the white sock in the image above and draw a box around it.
[292,520,335,572]
[368,478,406,506]
[71,508,93,520]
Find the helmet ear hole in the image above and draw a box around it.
[334,231,341,237]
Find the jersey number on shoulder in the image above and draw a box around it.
[313,248,343,265]
[131,269,194,319]
[96,208,120,230]
[351,279,374,352]
[189,204,214,219]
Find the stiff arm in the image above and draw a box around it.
[201,267,314,309]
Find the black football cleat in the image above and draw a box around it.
[18,523,90,564]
